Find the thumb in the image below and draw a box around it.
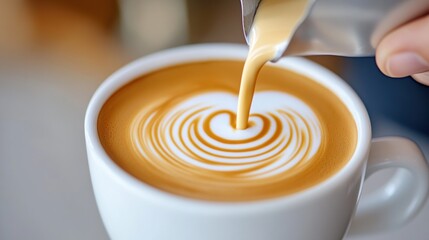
[376,15,429,85]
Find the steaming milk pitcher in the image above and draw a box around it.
[241,0,429,59]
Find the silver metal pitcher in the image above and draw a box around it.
[241,0,429,60]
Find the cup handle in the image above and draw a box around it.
[348,137,429,235]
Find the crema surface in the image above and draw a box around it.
[98,61,357,201]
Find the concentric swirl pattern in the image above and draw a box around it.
[131,91,322,180]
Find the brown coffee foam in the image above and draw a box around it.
[98,61,357,201]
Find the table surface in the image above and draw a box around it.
[1,54,428,240]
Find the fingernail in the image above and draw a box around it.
[387,52,429,77]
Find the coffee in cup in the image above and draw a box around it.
[86,45,429,240]
[97,60,357,201]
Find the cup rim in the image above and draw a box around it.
[85,43,371,213]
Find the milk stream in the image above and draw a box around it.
[236,0,310,129]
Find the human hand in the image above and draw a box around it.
[376,14,429,86]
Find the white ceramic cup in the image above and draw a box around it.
[84,44,429,240]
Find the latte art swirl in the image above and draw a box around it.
[131,91,322,181]
[98,61,357,201]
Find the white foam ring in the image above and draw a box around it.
[131,91,322,179]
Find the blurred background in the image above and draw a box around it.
[0,0,428,239]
